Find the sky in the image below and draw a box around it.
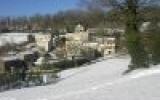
[0,0,80,17]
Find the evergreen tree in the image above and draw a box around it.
[124,0,149,69]
[82,0,159,69]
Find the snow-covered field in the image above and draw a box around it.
[0,56,160,100]
[0,33,35,46]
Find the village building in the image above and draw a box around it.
[87,27,124,55]
[66,24,88,42]
[65,24,120,59]
[100,37,116,55]
[35,33,53,52]
[65,24,89,58]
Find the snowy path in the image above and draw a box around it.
[1,56,160,100]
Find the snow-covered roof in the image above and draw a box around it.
[25,43,36,49]
[7,51,17,55]
[0,56,19,61]
[34,57,44,65]
[19,51,34,55]
[140,22,151,32]
[0,33,37,46]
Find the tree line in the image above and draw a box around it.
[0,5,159,33]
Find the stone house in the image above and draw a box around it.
[99,37,116,55]
[87,28,123,55]
[35,33,53,52]
[66,24,88,42]
[55,24,126,59]
[65,24,119,58]
[65,24,88,58]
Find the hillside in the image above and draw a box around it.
[0,56,160,100]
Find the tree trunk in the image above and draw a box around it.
[125,0,149,69]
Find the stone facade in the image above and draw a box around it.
[35,33,52,52]
[101,37,116,55]
[65,24,88,58]
[65,24,117,58]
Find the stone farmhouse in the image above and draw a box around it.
[64,24,123,58]
[65,24,89,58]
[34,33,53,52]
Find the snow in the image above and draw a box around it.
[34,57,45,65]
[0,56,19,61]
[1,56,160,100]
[0,33,36,46]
